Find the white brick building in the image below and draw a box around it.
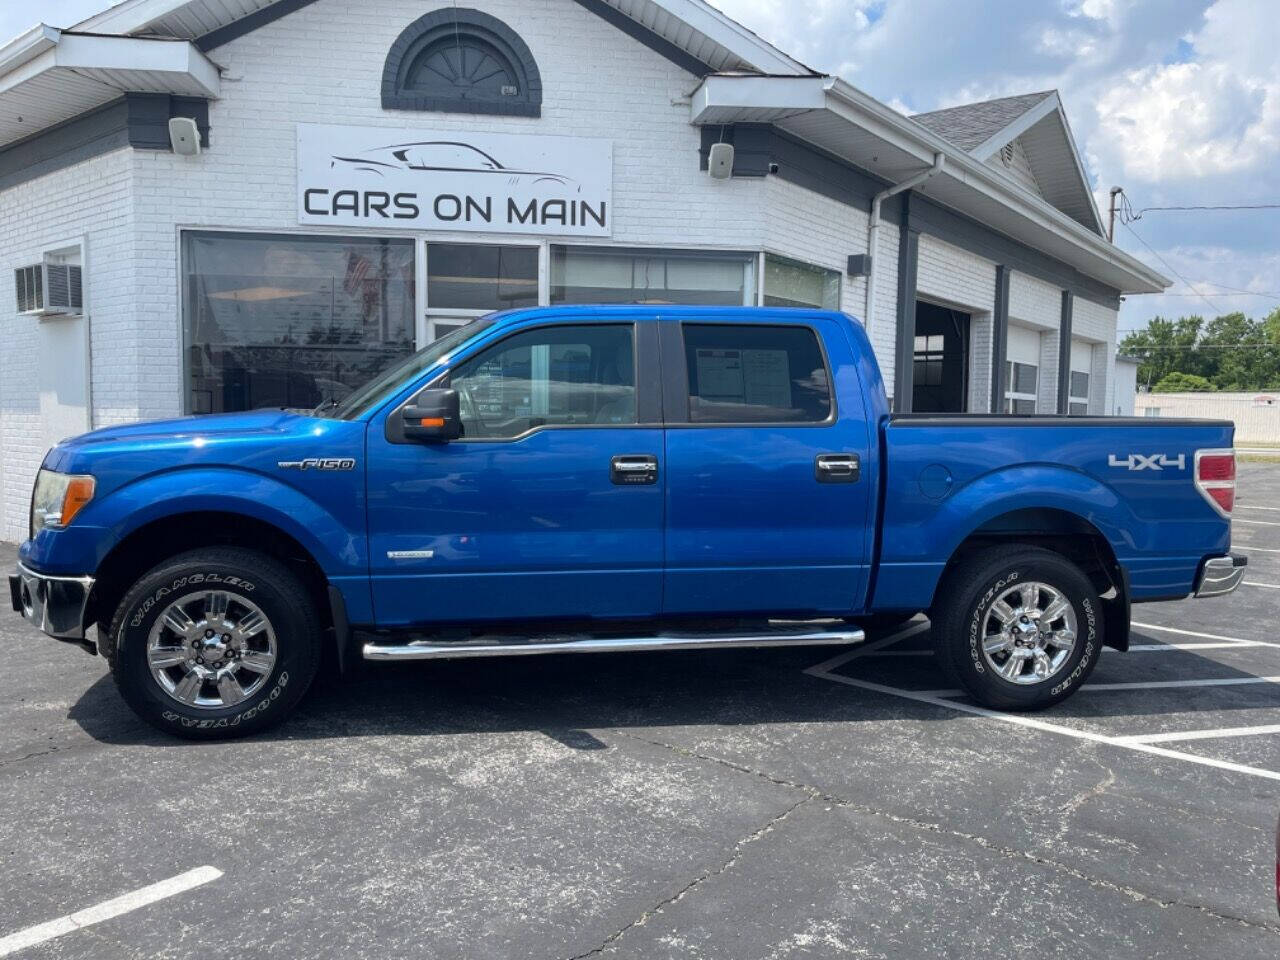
[0,0,1168,541]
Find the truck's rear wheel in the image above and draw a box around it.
[932,545,1101,710]
[106,548,320,739]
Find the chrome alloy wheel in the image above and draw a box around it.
[146,590,277,709]
[980,581,1078,685]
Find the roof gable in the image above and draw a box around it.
[913,90,1104,236]
[73,0,814,74]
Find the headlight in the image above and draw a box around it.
[30,469,95,536]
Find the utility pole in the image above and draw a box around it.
[1108,186,1123,242]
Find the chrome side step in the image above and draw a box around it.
[362,624,865,662]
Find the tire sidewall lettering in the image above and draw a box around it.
[967,571,1020,676]
[160,671,290,729]
[130,574,256,629]
[967,569,1096,693]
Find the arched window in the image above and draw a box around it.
[382,9,542,117]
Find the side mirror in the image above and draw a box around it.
[401,388,461,442]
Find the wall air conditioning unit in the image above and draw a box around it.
[15,261,83,316]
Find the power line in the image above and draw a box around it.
[1134,203,1280,215]
[1118,220,1225,315]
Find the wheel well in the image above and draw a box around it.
[939,508,1123,603]
[87,512,333,636]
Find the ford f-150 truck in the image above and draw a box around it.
[10,306,1247,738]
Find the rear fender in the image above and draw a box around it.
[875,464,1135,612]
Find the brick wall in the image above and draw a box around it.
[0,148,135,541]
[916,234,996,411]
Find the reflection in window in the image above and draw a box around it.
[427,243,538,311]
[449,324,636,438]
[551,246,755,305]
[764,255,840,310]
[183,233,415,414]
[1004,360,1039,415]
[682,324,831,423]
[1069,369,1090,415]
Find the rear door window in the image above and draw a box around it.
[681,324,832,424]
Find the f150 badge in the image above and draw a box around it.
[1108,453,1185,471]
[277,458,356,471]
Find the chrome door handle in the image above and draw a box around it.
[815,454,860,484]
[611,454,659,485]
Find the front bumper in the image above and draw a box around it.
[9,563,95,647]
[1193,554,1248,598]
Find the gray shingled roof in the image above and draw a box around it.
[911,91,1056,151]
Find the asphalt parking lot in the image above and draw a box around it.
[3,464,1280,959]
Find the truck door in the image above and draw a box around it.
[366,317,664,627]
[660,314,873,616]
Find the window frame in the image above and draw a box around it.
[659,320,838,429]
[1003,359,1039,415]
[762,253,841,311]
[180,229,418,416]
[1068,368,1090,416]
[381,8,543,117]
[389,318,662,444]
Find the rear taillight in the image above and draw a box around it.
[1195,449,1236,517]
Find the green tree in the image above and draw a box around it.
[1153,372,1214,393]
[1119,315,1204,389]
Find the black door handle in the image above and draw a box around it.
[611,454,659,485]
[815,454,860,484]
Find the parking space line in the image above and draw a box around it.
[1244,581,1280,589]
[1081,676,1280,691]
[1237,546,1280,553]
[1127,642,1267,651]
[1237,504,1280,511]
[1235,518,1280,526]
[0,866,222,957]
[804,623,1280,783]
[1131,622,1263,645]
[804,668,1280,782]
[1115,723,1280,745]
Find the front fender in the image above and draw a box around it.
[21,467,366,580]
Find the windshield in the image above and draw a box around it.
[329,316,496,420]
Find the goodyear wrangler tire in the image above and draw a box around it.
[107,548,321,739]
[931,545,1101,711]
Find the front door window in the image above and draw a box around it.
[449,324,636,438]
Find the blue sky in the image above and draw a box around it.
[6,0,1277,335]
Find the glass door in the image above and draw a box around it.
[422,241,540,343]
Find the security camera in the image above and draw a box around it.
[168,117,201,157]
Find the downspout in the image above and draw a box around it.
[863,153,945,333]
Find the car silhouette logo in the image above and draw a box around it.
[330,140,580,191]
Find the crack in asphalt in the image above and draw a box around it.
[618,731,1280,937]
[563,794,815,959]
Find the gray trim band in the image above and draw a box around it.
[198,0,320,51]
[893,196,920,414]
[990,265,1010,413]
[0,94,210,192]
[1057,290,1074,415]
[699,123,1122,310]
[571,0,712,76]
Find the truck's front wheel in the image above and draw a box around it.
[932,545,1102,710]
[106,548,321,739]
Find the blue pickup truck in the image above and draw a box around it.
[10,306,1246,738]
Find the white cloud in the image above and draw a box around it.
[1093,0,1278,181]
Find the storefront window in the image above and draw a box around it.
[763,255,840,310]
[426,243,538,312]
[550,246,756,305]
[183,232,415,413]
